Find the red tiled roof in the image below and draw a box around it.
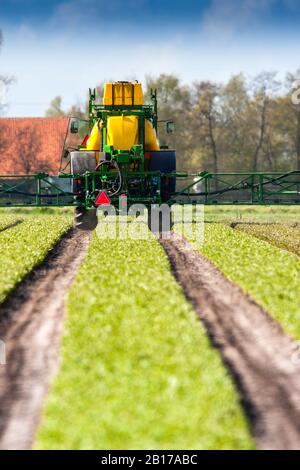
[0,117,70,174]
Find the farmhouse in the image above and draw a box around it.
[0,117,69,174]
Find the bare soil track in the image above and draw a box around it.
[0,229,91,450]
[161,232,300,450]
[229,221,300,228]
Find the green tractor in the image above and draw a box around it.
[62,81,176,228]
[0,80,299,229]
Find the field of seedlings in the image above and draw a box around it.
[0,214,72,303]
[0,205,299,450]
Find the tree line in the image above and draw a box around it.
[1,24,300,174]
[46,73,300,173]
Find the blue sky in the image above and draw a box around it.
[1,0,300,116]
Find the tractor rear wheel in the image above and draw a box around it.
[148,150,176,203]
[71,151,98,230]
[73,207,98,231]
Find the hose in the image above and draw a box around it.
[94,159,123,197]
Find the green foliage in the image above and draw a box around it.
[170,70,299,172]
[236,223,300,257]
[0,215,71,303]
[145,74,192,170]
[0,214,21,230]
[169,69,299,171]
[204,205,300,223]
[46,72,300,172]
[181,223,300,339]
[36,233,253,450]
[45,95,88,119]
[0,207,73,216]
[45,96,65,117]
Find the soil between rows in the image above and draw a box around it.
[161,232,300,450]
[0,228,91,450]
[1,226,300,450]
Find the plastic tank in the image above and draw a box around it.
[86,116,159,152]
[103,82,144,106]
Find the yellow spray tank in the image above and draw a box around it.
[87,117,159,153]
[103,82,144,106]
[87,81,159,154]
[86,120,101,151]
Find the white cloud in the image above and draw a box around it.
[15,24,37,41]
[1,29,185,116]
[2,1,300,117]
[50,0,148,28]
[50,0,99,27]
[3,27,300,118]
[201,0,276,38]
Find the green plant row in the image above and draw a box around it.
[0,214,22,231]
[177,223,300,339]
[36,232,253,450]
[236,223,300,257]
[0,207,73,216]
[0,215,72,303]
[204,205,300,224]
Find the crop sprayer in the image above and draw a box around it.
[0,81,299,229]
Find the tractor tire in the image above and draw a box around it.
[161,176,173,203]
[149,150,176,202]
[71,151,98,230]
[73,207,98,231]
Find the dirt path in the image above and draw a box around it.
[0,229,91,450]
[161,232,300,450]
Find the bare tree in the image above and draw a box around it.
[286,71,300,171]
[44,72,300,174]
[45,96,65,117]
[250,72,279,172]
[145,74,192,169]
[45,91,90,119]
[192,81,221,178]
[0,32,11,162]
[0,30,15,116]
[252,92,268,172]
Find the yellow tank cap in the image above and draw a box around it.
[103,81,144,106]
